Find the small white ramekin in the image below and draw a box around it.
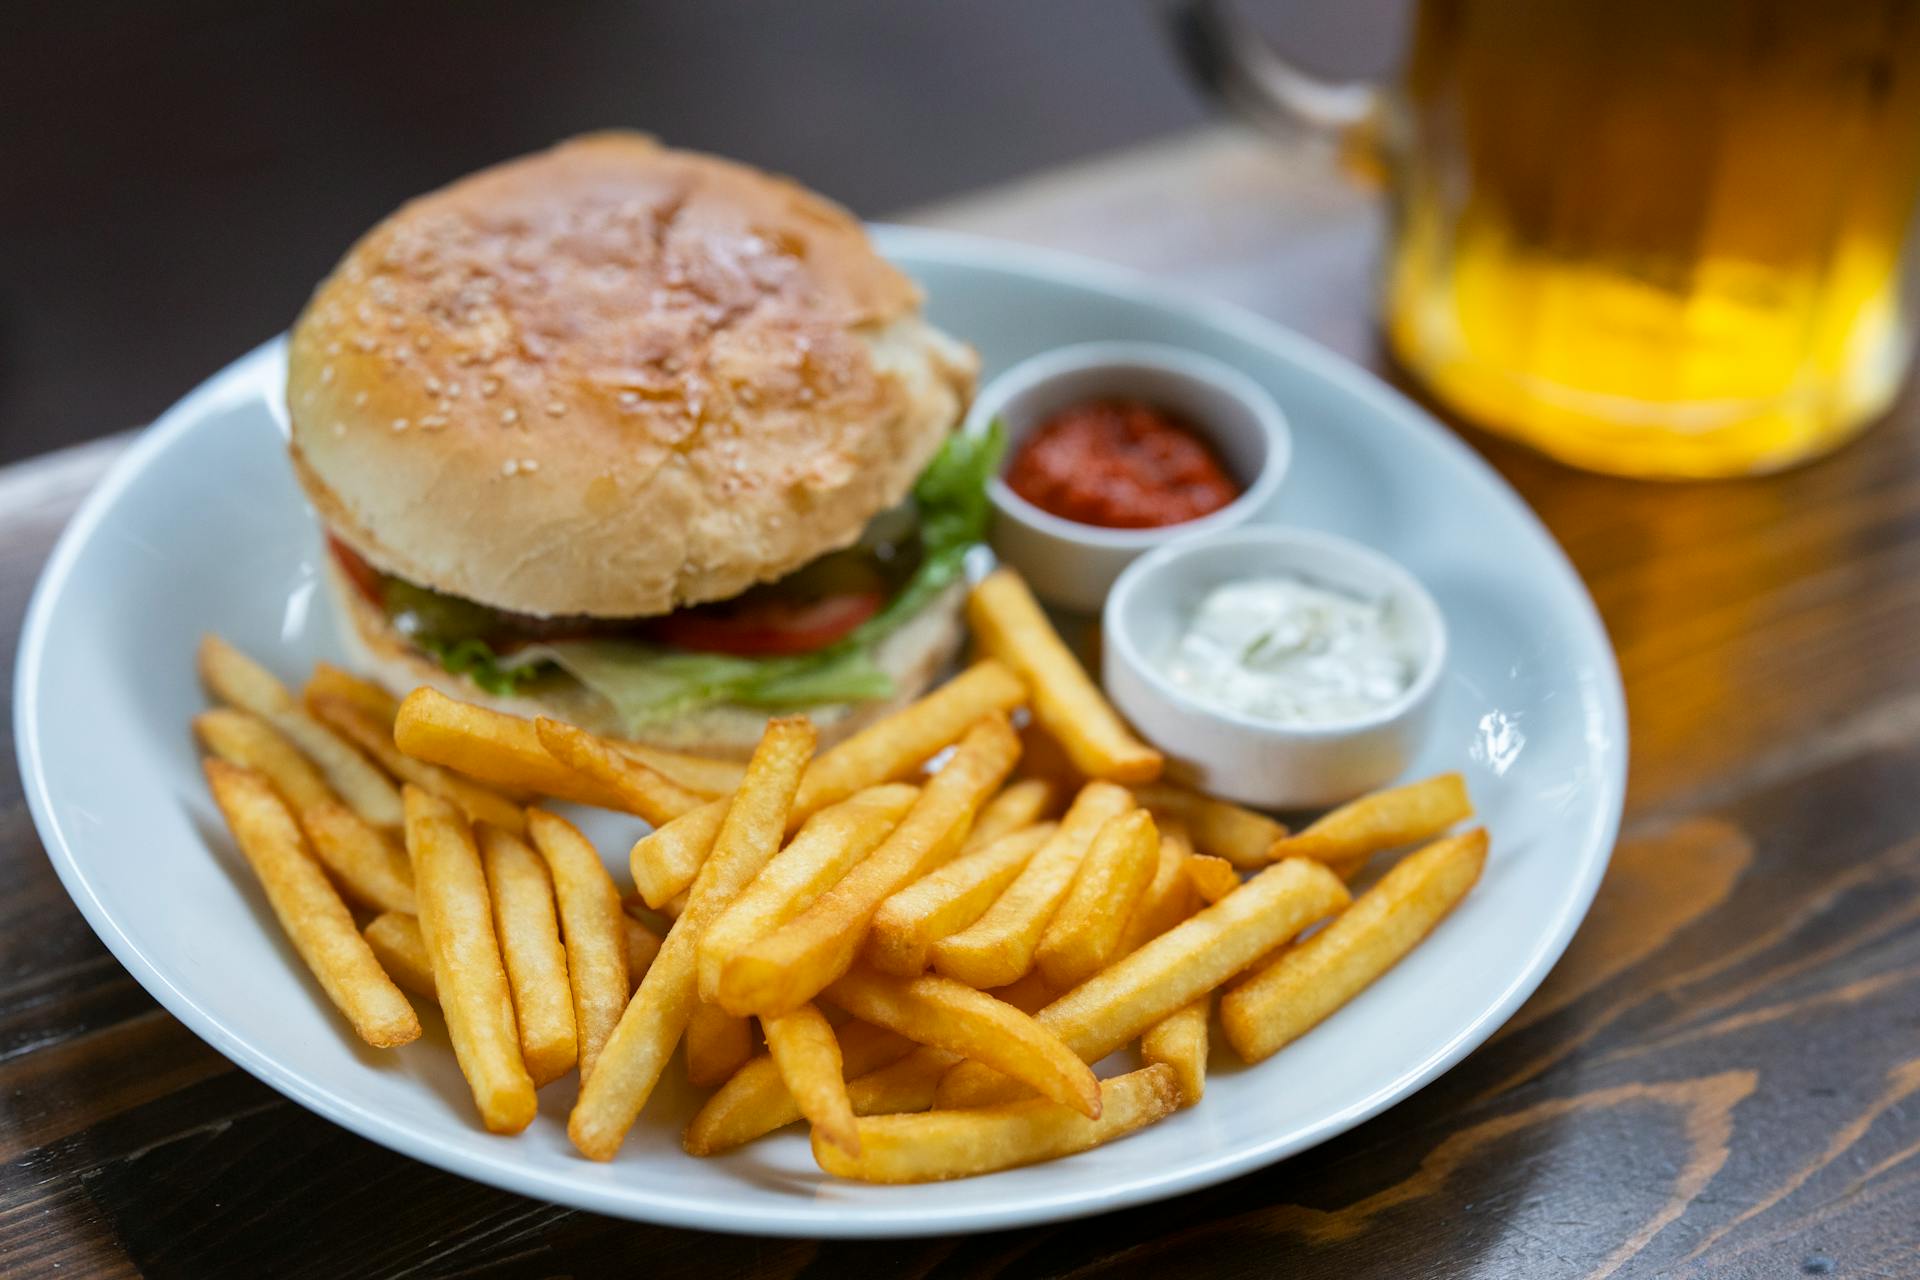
[969,342,1292,613]
[1102,526,1448,809]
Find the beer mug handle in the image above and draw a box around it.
[1167,0,1380,135]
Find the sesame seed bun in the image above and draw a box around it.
[285,131,977,619]
[323,559,966,759]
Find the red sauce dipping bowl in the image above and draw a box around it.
[969,342,1292,611]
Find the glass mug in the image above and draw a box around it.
[1174,0,1920,478]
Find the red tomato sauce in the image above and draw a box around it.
[1004,400,1240,529]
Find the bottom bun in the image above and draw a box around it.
[324,558,966,759]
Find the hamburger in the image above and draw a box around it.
[285,133,991,756]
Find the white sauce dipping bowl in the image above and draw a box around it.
[1103,526,1448,809]
[970,342,1292,613]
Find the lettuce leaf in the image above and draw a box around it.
[417,636,546,696]
[463,421,1005,729]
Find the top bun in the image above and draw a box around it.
[286,132,976,618]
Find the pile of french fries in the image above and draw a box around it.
[191,566,1486,1183]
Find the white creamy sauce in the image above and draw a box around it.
[1161,575,1416,725]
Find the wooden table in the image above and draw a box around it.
[6,125,1918,1278]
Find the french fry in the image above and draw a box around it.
[1222,830,1487,1062]
[525,809,630,1081]
[1035,808,1159,991]
[200,638,407,830]
[1134,783,1287,868]
[403,786,535,1131]
[313,696,528,834]
[1265,773,1474,876]
[270,708,406,830]
[194,709,334,813]
[686,1002,757,1088]
[535,716,710,825]
[300,802,417,915]
[698,784,918,999]
[845,1045,959,1117]
[866,823,1055,978]
[967,568,1161,784]
[1113,824,1199,958]
[938,858,1349,1109]
[762,1003,860,1156]
[960,777,1058,854]
[197,634,295,717]
[713,716,1021,1019]
[684,1021,915,1155]
[203,760,419,1048]
[1142,996,1210,1107]
[363,911,437,1000]
[791,661,1026,816]
[625,916,663,992]
[392,688,631,810]
[613,742,745,799]
[816,1065,1179,1184]
[630,803,729,909]
[478,824,578,1088]
[303,661,400,727]
[1185,854,1242,905]
[930,781,1134,989]
[569,717,816,1161]
[824,965,1100,1119]
[630,661,1027,907]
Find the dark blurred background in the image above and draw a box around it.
[2,1,1399,465]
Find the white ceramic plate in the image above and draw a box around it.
[13,227,1626,1238]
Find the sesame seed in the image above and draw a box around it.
[502,459,520,476]
[420,414,447,429]
[520,458,540,472]
[425,377,442,394]
[386,315,407,331]
[500,407,519,425]
[414,333,431,351]
[353,335,377,353]
[618,390,640,408]
[436,398,453,413]
[353,390,369,407]
[391,418,410,432]
[482,378,501,397]
[320,364,336,385]
[325,341,342,357]
[331,422,346,437]
[545,400,566,417]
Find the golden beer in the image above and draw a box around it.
[1381,0,1920,476]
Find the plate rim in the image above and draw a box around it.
[13,225,1627,1238]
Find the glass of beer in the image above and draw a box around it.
[1174,0,1920,478]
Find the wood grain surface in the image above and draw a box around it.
[6,125,1919,1277]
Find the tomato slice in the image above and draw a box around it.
[328,537,387,606]
[650,591,883,657]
